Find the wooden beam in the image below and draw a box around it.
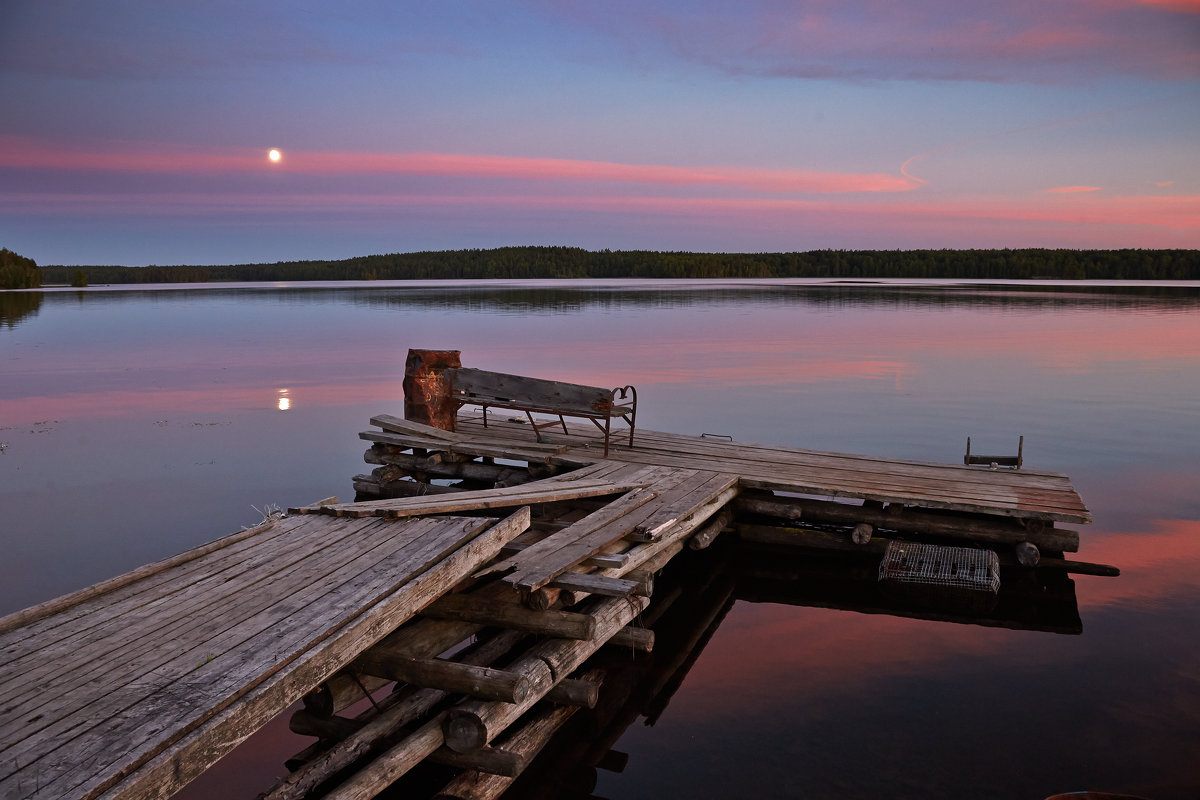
[736,494,1081,552]
[353,652,531,704]
[421,593,598,640]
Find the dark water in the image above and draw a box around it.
[1,280,1198,799]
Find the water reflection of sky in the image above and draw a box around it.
[2,281,1199,798]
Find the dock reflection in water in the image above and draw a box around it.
[449,537,1085,800]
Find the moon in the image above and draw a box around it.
[268,148,282,163]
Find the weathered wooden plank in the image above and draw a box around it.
[481,486,664,592]
[291,478,645,518]
[548,571,648,598]
[292,483,638,518]
[362,429,570,457]
[562,444,1087,522]
[0,517,403,698]
[0,516,401,723]
[0,515,308,660]
[453,415,1090,522]
[450,368,615,416]
[370,413,464,441]
[1,516,466,786]
[0,517,283,640]
[63,510,531,800]
[629,472,739,542]
[587,485,742,575]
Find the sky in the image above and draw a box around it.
[1,0,1198,266]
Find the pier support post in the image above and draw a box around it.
[404,349,461,430]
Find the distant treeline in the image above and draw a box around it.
[36,247,1200,285]
[1,248,41,289]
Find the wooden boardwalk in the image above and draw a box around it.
[0,406,1093,800]
[378,411,1091,524]
[0,511,529,800]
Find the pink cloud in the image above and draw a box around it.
[0,136,913,194]
[1045,186,1103,194]
[5,188,1197,249]
[544,0,1200,82]
[1127,0,1200,10]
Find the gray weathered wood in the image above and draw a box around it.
[353,652,531,704]
[2,510,530,800]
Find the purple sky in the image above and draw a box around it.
[2,0,1198,266]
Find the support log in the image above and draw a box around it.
[737,523,1118,576]
[302,673,391,719]
[546,677,600,709]
[688,509,733,551]
[608,625,654,653]
[289,710,364,740]
[426,745,526,778]
[736,494,1080,553]
[442,595,649,754]
[433,673,599,800]
[421,593,597,640]
[265,628,528,800]
[353,651,530,704]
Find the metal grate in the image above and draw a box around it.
[878,541,1000,611]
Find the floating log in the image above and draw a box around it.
[735,493,1080,553]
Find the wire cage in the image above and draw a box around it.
[878,541,1001,612]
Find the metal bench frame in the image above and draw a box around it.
[448,367,637,456]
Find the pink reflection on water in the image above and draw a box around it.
[0,380,405,425]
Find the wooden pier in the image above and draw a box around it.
[0,358,1107,800]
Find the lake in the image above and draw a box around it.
[1,279,1198,799]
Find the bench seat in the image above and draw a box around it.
[449,367,636,456]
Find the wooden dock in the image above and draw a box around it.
[0,381,1102,799]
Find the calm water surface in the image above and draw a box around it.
[1,280,1198,799]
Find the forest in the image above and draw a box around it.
[0,248,42,289]
[20,247,1200,287]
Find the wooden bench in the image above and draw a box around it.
[448,367,636,456]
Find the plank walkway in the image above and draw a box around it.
[447,413,1091,524]
[0,511,528,800]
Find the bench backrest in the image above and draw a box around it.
[449,367,617,416]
